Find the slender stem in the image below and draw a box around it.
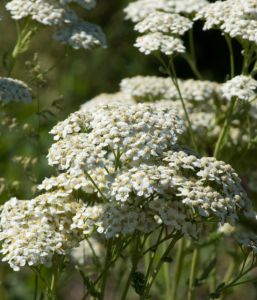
[169,58,199,152]
[84,170,108,201]
[171,238,185,300]
[184,29,203,80]
[144,234,182,298]
[183,55,203,80]
[189,29,196,63]
[187,248,200,300]
[224,34,235,78]
[121,235,141,300]
[213,97,237,158]
[34,273,38,300]
[99,240,113,300]
[218,259,235,300]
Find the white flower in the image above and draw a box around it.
[6,0,74,26]
[134,32,185,55]
[60,0,96,10]
[135,11,193,35]
[54,20,107,50]
[124,0,169,23]
[48,103,184,170]
[0,192,82,271]
[80,92,136,111]
[120,76,222,102]
[124,0,209,23]
[196,0,257,44]
[0,77,32,103]
[222,75,257,101]
[6,0,106,50]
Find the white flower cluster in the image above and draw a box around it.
[60,0,96,10]
[120,76,222,103]
[196,0,257,44]
[240,0,257,15]
[135,12,193,36]
[0,77,32,103]
[124,0,208,23]
[0,102,253,270]
[0,192,82,271]
[120,75,223,140]
[48,103,184,169]
[134,33,185,56]
[222,75,257,101]
[6,0,106,50]
[127,0,197,56]
[80,92,136,111]
[54,20,106,50]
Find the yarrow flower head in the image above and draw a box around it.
[196,0,257,45]
[80,92,136,111]
[6,0,75,25]
[124,0,209,23]
[48,103,184,169]
[134,11,193,36]
[5,0,106,50]
[120,76,222,103]
[54,20,107,50]
[0,192,82,271]
[222,75,257,101]
[60,0,96,10]
[0,77,32,103]
[134,32,185,55]
[0,100,254,270]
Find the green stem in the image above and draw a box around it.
[144,234,182,298]
[189,29,196,63]
[213,97,237,158]
[218,259,235,300]
[121,235,141,300]
[99,240,113,300]
[187,248,200,300]
[171,238,185,300]
[169,58,199,153]
[224,34,235,78]
[34,273,38,300]
[183,55,203,80]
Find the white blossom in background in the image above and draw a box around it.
[60,0,96,10]
[196,0,257,44]
[6,0,75,25]
[124,0,209,23]
[120,76,222,103]
[135,12,193,35]
[173,0,209,15]
[80,92,136,111]
[124,0,169,23]
[222,75,257,101]
[5,0,106,50]
[236,232,257,253]
[54,20,107,50]
[218,223,236,235]
[240,0,257,14]
[0,77,32,103]
[71,237,102,265]
[135,32,185,55]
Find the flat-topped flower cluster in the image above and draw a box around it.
[196,0,257,45]
[5,0,106,50]
[0,102,253,271]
